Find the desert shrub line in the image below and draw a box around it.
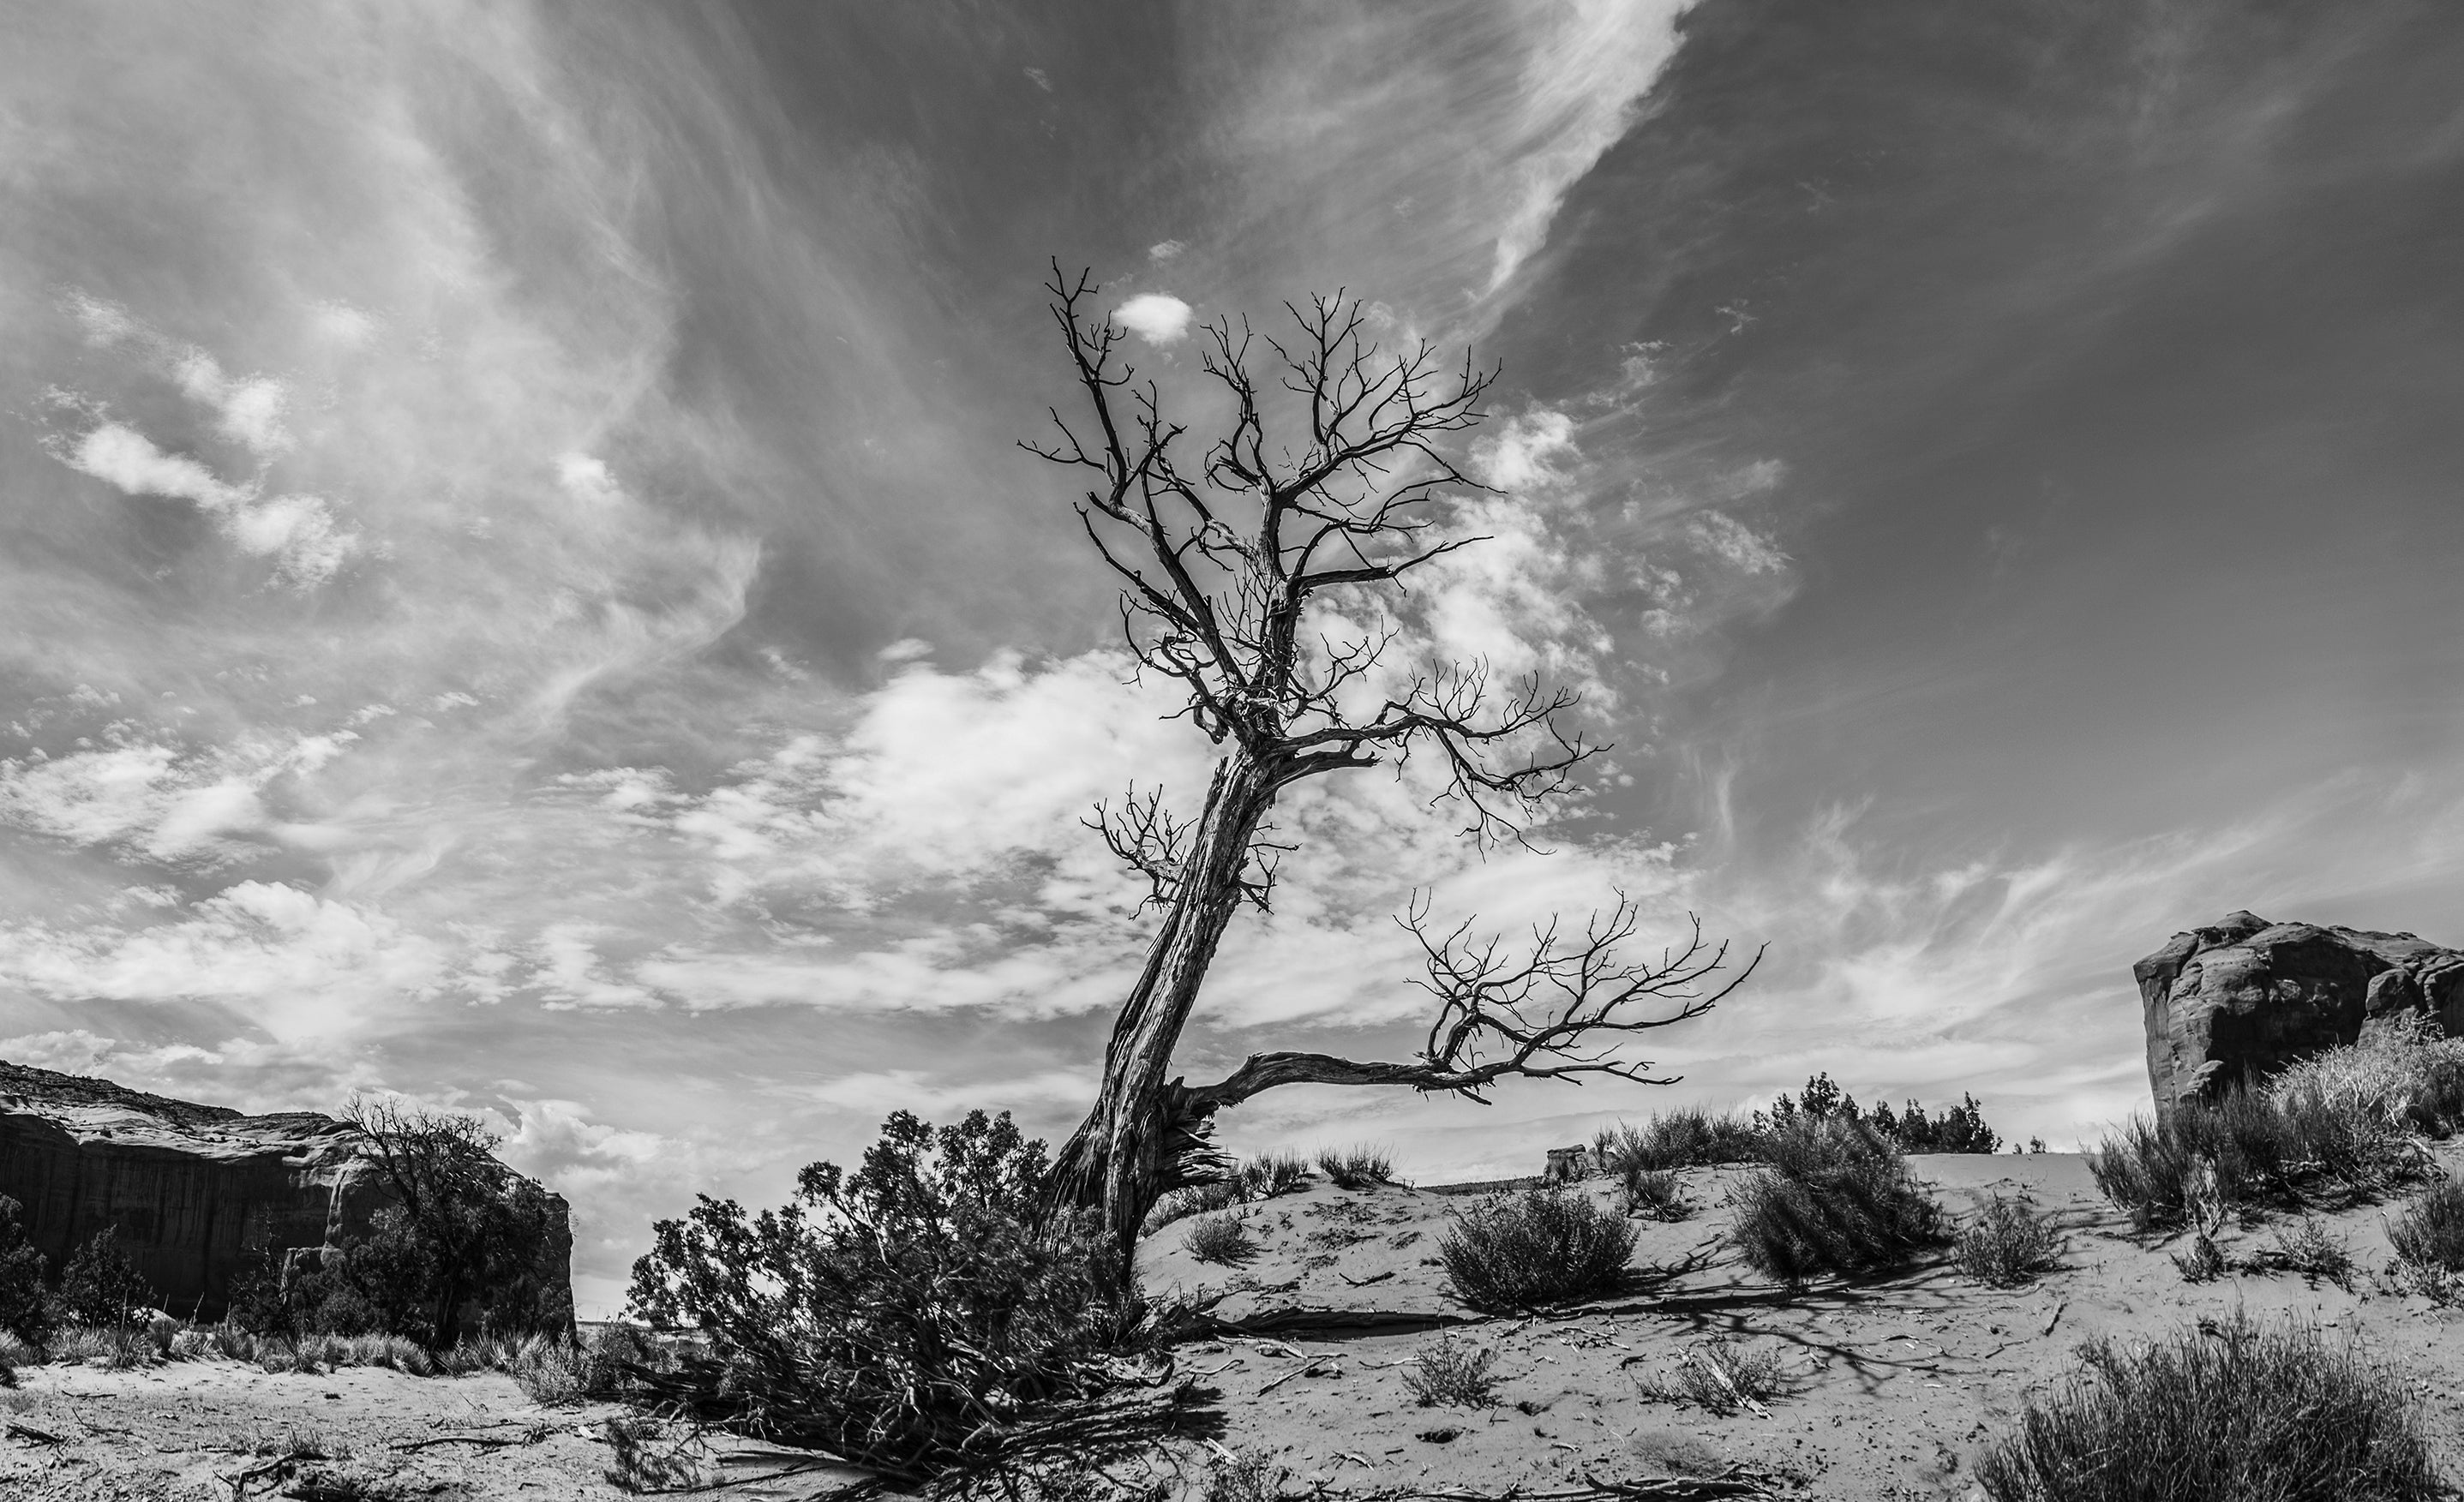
[1973,1309,2444,1500]
[1729,1118,1945,1284]
[1438,1187,1635,1312]
[1314,1145,1394,1190]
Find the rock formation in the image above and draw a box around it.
[2135,911,2464,1116]
[0,1062,571,1326]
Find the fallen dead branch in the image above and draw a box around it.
[1330,1468,1780,1501]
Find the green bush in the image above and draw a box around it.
[0,1196,52,1346]
[1729,1119,1943,1284]
[1974,1311,2443,1500]
[57,1226,155,1328]
[1438,1188,1634,1312]
[1621,1167,1691,1222]
[626,1110,1143,1481]
[2090,1081,2425,1234]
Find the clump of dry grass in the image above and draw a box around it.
[1238,1152,1311,1200]
[1401,1335,1497,1409]
[1956,1193,2061,1287]
[2389,1176,2464,1301]
[1314,1145,1394,1190]
[1621,1167,1692,1222]
[1594,1107,1764,1173]
[1631,1338,1787,1415]
[2250,1216,2354,1290]
[1182,1212,1259,1266]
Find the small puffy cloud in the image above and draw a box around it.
[555,453,624,506]
[1112,293,1193,346]
[1472,409,1579,494]
[1148,239,1186,263]
[56,422,357,585]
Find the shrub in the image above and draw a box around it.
[2089,1091,2322,1231]
[626,1110,1145,1481]
[1182,1212,1258,1266]
[2270,1013,2464,1140]
[1973,1310,2444,1501]
[1621,1167,1692,1222]
[1631,1338,1785,1415]
[1200,1447,1287,1502]
[56,1227,155,1328]
[2251,1216,2353,1290]
[0,1197,51,1346]
[1314,1146,1393,1190]
[603,1415,716,1493]
[1438,1188,1635,1312]
[1238,1152,1310,1200]
[1757,1074,2003,1154]
[1402,1334,1497,1408]
[2389,1176,2464,1298]
[2170,1235,2226,1284]
[1594,1107,1762,1173]
[1730,1119,1943,1284]
[1955,1194,2059,1288]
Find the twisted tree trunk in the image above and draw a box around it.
[1043,753,1278,1252]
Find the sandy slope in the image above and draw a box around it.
[1134,1149,2464,1499]
[5,1148,2461,1499]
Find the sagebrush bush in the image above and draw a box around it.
[2270,1013,2464,1139]
[1438,1188,1634,1312]
[1402,1335,1497,1408]
[626,1110,1147,1481]
[1956,1194,2059,1288]
[1973,1311,2444,1500]
[1729,1119,1943,1284]
[1182,1212,1257,1266]
[57,1226,155,1328]
[2255,1216,2353,1290]
[1313,1146,1393,1190]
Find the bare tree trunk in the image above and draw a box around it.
[1045,752,1278,1250]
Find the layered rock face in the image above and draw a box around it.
[0,1062,571,1325]
[2135,912,2464,1116]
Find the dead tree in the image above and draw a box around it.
[1024,265,1759,1250]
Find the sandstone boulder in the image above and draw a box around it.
[0,1062,571,1327]
[2135,911,2464,1116]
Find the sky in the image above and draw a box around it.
[3,0,2462,1317]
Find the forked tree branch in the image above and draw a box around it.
[1184,896,1761,1110]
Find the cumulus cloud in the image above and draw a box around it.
[57,420,357,586]
[1111,293,1193,345]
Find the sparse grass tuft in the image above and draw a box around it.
[2390,1176,2464,1300]
[1438,1188,1635,1312]
[1620,1167,1692,1222]
[1728,1119,1943,1284]
[2251,1216,2354,1290]
[1973,1309,2445,1500]
[1631,1338,1786,1415]
[1183,1212,1259,1266]
[1956,1194,2060,1287]
[1314,1145,1394,1190]
[1401,1335,1497,1408]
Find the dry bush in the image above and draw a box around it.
[1594,1107,1762,1174]
[1401,1335,1497,1408]
[1182,1212,1258,1266]
[1238,1152,1311,1200]
[2270,1013,2464,1138]
[2389,1176,2464,1300]
[1729,1119,1943,1284]
[1198,1447,1287,1502]
[2170,1235,2226,1284]
[1620,1166,1691,1222]
[1630,1338,1785,1415]
[1956,1194,2060,1287]
[2249,1216,2354,1290]
[1313,1146,1394,1190]
[1974,1311,2444,1500]
[1437,1188,1634,1312]
[603,1415,716,1493]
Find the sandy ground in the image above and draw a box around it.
[6,1147,2462,1499]
[1134,1147,2464,1500]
